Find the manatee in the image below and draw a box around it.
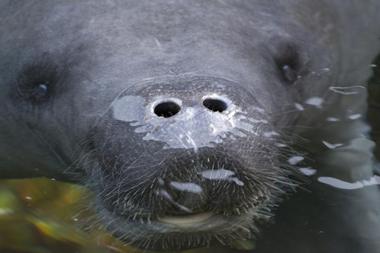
[1,0,380,251]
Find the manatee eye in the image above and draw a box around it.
[18,82,50,103]
[281,64,298,83]
[16,60,60,104]
[275,44,301,84]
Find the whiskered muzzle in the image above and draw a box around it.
[76,75,300,250]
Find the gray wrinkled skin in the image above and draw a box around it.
[1,0,380,252]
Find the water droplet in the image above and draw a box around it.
[299,167,317,176]
[170,182,203,194]
[322,141,344,149]
[288,156,304,165]
[294,103,305,111]
[305,97,324,109]
[326,117,340,122]
[348,114,362,120]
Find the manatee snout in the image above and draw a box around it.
[84,76,290,249]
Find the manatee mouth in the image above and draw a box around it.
[97,202,261,250]
[157,212,213,227]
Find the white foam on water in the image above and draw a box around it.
[158,189,192,213]
[263,131,280,138]
[299,167,317,176]
[252,106,266,113]
[200,169,244,186]
[329,85,365,95]
[294,103,305,111]
[348,114,362,120]
[322,141,344,149]
[326,117,340,122]
[248,119,269,124]
[200,169,235,180]
[230,177,245,186]
[305,97,324,108]
[288,156,304,165]
[158,178,165,186]
[170,182,203,193]
[318,176,380,190]
[112,95,262,150]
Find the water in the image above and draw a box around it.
[0,179,244,253]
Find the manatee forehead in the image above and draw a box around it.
[0,0,338,124]
[0,0,309,93]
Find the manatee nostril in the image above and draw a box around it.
[203,97,228,112]
[154,101,181,118]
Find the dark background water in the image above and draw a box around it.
[250,56,380,253]
[252,56,380,253]
[368,54,380,161]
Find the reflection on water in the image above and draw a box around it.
[0,179,249,253]
[0,178,135,253]
[318,175,380,190]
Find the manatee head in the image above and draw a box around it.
[0,0,339,250]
